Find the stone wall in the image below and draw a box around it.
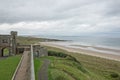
[33,45,48,57]
[0,31,17,57]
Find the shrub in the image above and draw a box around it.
[110,72,119,78]
[48,50,80,63]
[66,55,79,63]
[48,50,67,58]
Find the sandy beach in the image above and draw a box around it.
[40,42,120,61]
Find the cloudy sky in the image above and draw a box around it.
[0,0,120,36]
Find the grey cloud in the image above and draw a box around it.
[103,0,120,17]
[0,0,116,23]
[0,0,120,36]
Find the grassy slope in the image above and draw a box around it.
[47,56,91,80]
[45,46,120,80]
[0,55,21,80]
[37,55,103,80]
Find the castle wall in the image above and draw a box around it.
[0,31,17,57]
[0,35,11,46]
[33,45,48,57]
[11,31,17,55]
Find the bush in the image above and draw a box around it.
[66,55,79,63]
[48,50,67,58]
[48,50,80,63]
[110,72,119,78]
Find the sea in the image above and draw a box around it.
[32,35,120,55]
[36,35,120,48]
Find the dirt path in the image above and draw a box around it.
[14,51,30,80]
[0,57,7,60]
[38,59,50,80]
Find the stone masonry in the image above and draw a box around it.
[33,45,48,57]
[0,31,17,57]
[0,31,48,57]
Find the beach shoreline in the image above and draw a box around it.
[39,42,120,61]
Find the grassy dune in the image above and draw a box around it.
[45,46,120,80]
[35,55,91,80]
[17,36,62,45]
[0,55,21,80]
[47,56,90,80]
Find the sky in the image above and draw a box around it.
[0,0,120,36]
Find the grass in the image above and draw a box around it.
[44,46,120,80]
[34,58,43,80]
[3,48,9,56]
[0,55,21,80]
[49,69,74,80]
[48,56,90,80]
[35,55,96,80]
[17,36,62,45]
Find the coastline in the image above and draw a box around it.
[40,42,120,61]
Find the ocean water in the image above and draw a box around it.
[37,35,120,49]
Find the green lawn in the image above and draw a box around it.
[0,55,21,80]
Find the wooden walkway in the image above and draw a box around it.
[14,51,30,80]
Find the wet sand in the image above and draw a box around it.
[40,42,120,61]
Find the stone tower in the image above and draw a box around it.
[10,31,17,55]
